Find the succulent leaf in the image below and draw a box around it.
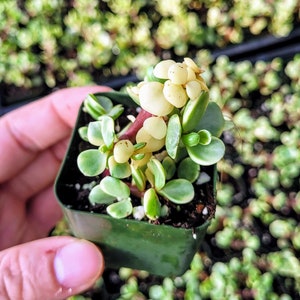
[94,95,113,113]
[108,104,124,120]
[143,117,167,140]
[108,156,131,179]
[195,102,225,137]
[198,129,212,145]
[143,188,161,220]
[182,132,200,147]
[100,176,130,199]
[113,140,134,163]
[136,127,165,152]
[131,166,146,191]
[166,114,182,159]
[83,94,107,119]
[145,66,166,83]
[147,158,166,190]
[177,157,200,183]
[153,59,175,79]
[89,184,116,205]
[107,199,133,219]
[187,136,225,166]
[158,179,195,204]
[100,115,115,149]
[87,121,104,146]
[77,149,107,177]
[182,91,209,132]
[78,126,88,142]
[162,156,176,179]
[139,82,173,116]
[145,168,155,187]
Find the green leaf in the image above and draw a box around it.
[182,92,209,132]
[83,94,107,119]
[187,136,225,166]
[147,158,166,190]
[131,166,146,191]
[89,184,116,205]
[177,157,200,183]
[145,168,155,187]
[158,179,195,204]
[87,121,104,146]
[108,104,124,120]
[100,176,130,199]
[173,146,188,163]
[166,114,182,159]
[78,126,88,141]
[99,115,115,149]
[94,91,137,108]
[107,198,133,219]
[162,156,176,179]
[126,86,140,105]
[108,156,131,179]
[198,129,212,145]
[132,153,145,160]
[143,188,161,220]
[94,95,113,113]
[77,149,107,177]
[195,102,225,137]
[182,132,200,147]
[134,142,147,151]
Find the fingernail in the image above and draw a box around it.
[54,240,103,288]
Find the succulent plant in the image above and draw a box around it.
[76,58,226,221]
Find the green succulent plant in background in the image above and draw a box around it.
[76,58,226,221]
[1,0,299,93]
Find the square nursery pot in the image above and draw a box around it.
[55,91,217,277]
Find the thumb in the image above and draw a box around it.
[0,236,104,300]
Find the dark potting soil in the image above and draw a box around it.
[72,170,215,229]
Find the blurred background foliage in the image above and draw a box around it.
[1,0,300,299]
[1,0,299,90]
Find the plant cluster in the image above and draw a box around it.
[1,0,299,92]
[200,54,300,299]
[77,58,225,221]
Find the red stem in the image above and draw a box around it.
[127,183,144,198]
[119,109,152,142]
[102,109,152,179]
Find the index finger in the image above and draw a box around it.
[0,86,110,182]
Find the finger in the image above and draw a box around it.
[0,184,63,249]
[0,237,104,300]
[0,139,67,249]
[4,136,69,201]
[0,86,111,183]
[27,185,63,238]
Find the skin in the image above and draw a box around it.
[0,86,111,300]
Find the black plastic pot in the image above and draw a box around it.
[55,92,216,277]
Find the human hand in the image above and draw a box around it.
[0,237,104,299]
[0,86,110,299]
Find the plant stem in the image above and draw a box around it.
[119,109,152,142]
[127,183,144,198]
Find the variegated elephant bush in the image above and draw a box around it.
[76,58,226,222]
